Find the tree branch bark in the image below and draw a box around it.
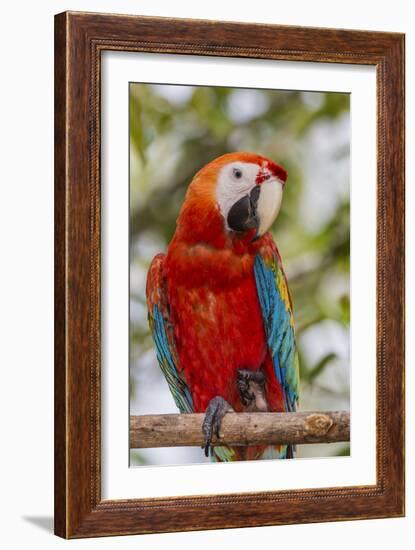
[130,410,350,449]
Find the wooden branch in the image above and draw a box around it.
[130,411,350,449]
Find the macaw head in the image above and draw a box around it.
[215,152,287,238]
[180,152,287,243]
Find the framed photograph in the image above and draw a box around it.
[54,11,405,538]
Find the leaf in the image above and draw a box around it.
[307,352,337,381]
[129,92,145,161]
[339,294,350,325]
[130,450,148,466]
[296,314,326,334]
[335,444,350,456]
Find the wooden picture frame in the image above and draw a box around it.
[54,11,405,538]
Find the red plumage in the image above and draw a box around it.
[163,153,285,413]
[165,226,285,415]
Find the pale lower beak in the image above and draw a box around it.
[256,179,283,236]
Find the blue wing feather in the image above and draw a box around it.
[146,255,194,414]
[150,305,194,413]
[254,253,299,414]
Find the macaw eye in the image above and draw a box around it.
[232,167,243,180]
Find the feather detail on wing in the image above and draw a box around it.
[254,247,300,414]
[146,254,194,413]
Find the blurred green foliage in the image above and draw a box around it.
[129,83,350,464]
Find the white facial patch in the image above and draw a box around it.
[216,162,263,227]
[256,179,283,235]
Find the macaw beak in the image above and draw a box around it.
[227,186,260,233]
[226,179,283,237]
[255,178,284,236]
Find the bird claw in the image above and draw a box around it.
[202,396,233,457]
[237,369,268,411]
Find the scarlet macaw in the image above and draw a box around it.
[146,152,299,461]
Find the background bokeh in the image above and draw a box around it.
[129,83,350,466]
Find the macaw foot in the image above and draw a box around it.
[202,396,233,457]
[237,369,268,412]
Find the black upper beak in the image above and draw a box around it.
[227,186,260,234]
